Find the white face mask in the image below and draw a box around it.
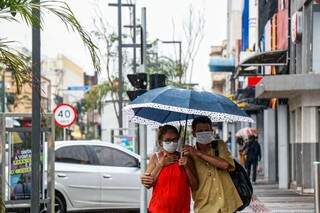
[162,141,178,153]
[196,131,214,144]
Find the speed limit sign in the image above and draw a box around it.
[53,103,78,128]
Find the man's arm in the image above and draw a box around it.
[183,145,230,170]
[196,152,230,170]
[179,156,199,191]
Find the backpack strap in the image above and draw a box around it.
[211,140,219,157]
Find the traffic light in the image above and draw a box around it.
[126,73,148,101]
[126,73,167,101]
[149,73,166,90]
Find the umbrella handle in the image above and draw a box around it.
[183,115,188,146]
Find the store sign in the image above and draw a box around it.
[10,133,44,200]
[247,76,263,87]
[291,12,302,43]
[10,148,32,200]
[54,103,78,128]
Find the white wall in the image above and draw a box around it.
[249,0,258,50]
[227,0,243,55]
[278,105,289,189]
[101,103,119,142]
[313,10,320,73]
[264,109,277,182]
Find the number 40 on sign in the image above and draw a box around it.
[53,103,78,128]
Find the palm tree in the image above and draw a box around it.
[0,0,101,211]
[0,0,101,90]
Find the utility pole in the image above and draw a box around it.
[109,3,137,74]
[1,72,5,112]
[31,0,41,211]
[132,5,137,74]
[117,0,124,129]
[140,8,148,213]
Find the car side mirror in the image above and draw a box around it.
[137,160,141,168]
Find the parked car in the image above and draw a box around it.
[50,140,141,213]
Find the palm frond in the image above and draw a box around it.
[0,0,101,72]
[0,0,41,27]
[39,0,101,72]
[0,39,32,93]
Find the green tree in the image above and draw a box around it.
[84,13,129,128]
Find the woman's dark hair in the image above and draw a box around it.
[158,125,179,141]
[191,116,212,130]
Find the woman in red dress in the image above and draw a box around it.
[141,125,198,213]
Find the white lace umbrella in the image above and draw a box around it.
[124,86,254,127]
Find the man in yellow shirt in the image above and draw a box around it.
[183,116,242,213]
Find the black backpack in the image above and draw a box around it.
[211,141,253,211]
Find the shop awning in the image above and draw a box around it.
[239,50,288,67]
[233,50,288,78]
[255,74,320,98]
[209,57,235,72]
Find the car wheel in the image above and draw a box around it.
[55,192,66,213]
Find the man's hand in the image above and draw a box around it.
[158,153,178,167]
[178,156,189,167]
[182,145,200,157]
[141,173,153,188]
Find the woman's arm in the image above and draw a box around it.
[141,152,178,188]
[141,154,157,189]
[179,157,199,191]
[150,152,178,180]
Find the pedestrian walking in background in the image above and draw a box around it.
[244,135,261,184]
[183,116,243,213]
[140,125,198,213]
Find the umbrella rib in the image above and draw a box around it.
[161,110,173,124]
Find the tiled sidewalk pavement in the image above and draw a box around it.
[241,183,314,213]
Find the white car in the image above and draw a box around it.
[52,140,141,212]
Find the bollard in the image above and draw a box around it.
[314,161,320,213]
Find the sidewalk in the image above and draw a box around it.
[242,183,315,213]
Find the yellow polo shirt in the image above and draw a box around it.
[192,140,243,213]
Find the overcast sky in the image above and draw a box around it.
[0,0,227,90]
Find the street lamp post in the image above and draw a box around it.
[1,72,5,112]
[31,0,41,211]
[109,3,137,74]
[140,7,148,213]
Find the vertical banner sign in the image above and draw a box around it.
[10,131,38,200]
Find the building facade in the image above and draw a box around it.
[42,54,86,110]
[219,0,320,193]
[256,0,320,192]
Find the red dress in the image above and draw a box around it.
[148,162,191,213]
